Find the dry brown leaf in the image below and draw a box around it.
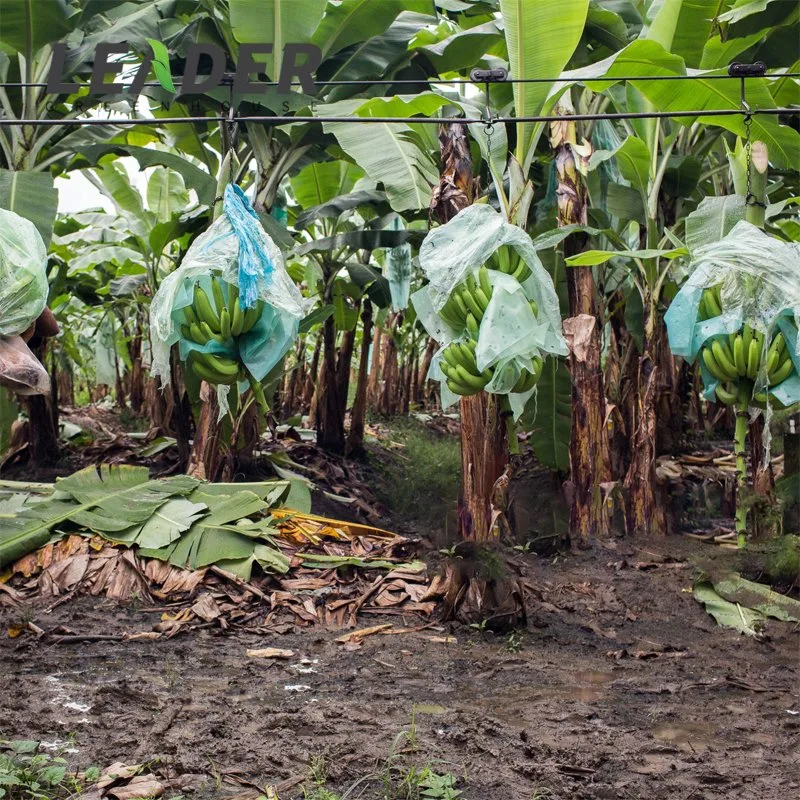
[336,624,393,643]
[563,314,596,363]
[96,763,141,788]
[107,775,164,799]
[190,593,221,622]
[246,647,295,659]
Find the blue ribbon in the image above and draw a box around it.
[223,184,274,310]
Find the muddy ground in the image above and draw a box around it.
[2,536,798,800]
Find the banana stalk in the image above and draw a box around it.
[734,382,750,548]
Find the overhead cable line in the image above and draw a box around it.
[0,107,797,128]
[2,72,799,90]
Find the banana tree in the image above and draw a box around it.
[288,159,414,453]
[547,0,800,536]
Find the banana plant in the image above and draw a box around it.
[288,159,417,453]
[0,0,183,243]
[49,156,200,413]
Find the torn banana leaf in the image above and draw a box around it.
[693,580,766,637]
[711,572,800,623]
[0,465,200,569]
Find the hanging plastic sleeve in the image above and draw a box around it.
[224,184,274,310]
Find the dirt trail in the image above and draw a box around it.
[2,537,798,799]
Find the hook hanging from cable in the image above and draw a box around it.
[470,67,507,182]
[729,62,767,209]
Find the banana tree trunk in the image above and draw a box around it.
[624,299,666,536]
[316,310,346,453]
[367,323,383,407]
[187,384,226,480]
[129,321,143,415]
[337,298,361,410]
[417,337,436,407]
[347,300,373,456]
[552,115,611,545]
[25,341,59,467]
[302,336,322,413]
[377,314,400,416]
[432,122,505,542]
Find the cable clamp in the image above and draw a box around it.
[469,67,508,83]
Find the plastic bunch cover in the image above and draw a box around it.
[665,220,800,407]
[411,204,568,417]
[151,185,310,416]
[0,209,48,337]
[385,216,412,311]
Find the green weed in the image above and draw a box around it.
[371,418,460,529]
[0,739,98,799]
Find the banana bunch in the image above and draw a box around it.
[486,245,531,283]
[180,275,265,387]
[698,285,796,406]
[439,339,543,397]
[439,339,491,396]
[439,266,538,335]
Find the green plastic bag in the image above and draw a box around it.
[151,189,310,417]
[665,221,800,406]
[412,204,567,418]
[0,209,48,337]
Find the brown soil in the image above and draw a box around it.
[2,536,798,800]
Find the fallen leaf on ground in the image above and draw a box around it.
[336,623,393,643]
[107,775,164,799]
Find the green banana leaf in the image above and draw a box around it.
[0,466,199,569]
[522,357,572,472]
[0,170,59,246]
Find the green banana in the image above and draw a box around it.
[457,342,479,372]
[189,322,208,345]
[712,340,738,380]
[453,363,488,391]
[701,347,728,382]
[211,276,227,317]
[768,355,794,386]
[452,291,470,320]
[703,287,722,318]
[460,282,484,320]
[766,333,785,366]
[194,350,240,380]
[220,307,232,340]
[192,361,237,386]
[183,305,199,327]
[446,378,481,396]
[229,285,244,336]
[715,381,739,406]
[478,267,493,299]
[466,312,479,338]
[746,338,761,380]
[241,301,263,334]
[742,323,753,354]
[194,285,221,333]
[765,349,779,377]
[733,334,746,375]
[199,321,224,345]
[442,345,461,370]
[475,286,491,314]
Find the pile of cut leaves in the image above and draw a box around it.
[0,465,433,635]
